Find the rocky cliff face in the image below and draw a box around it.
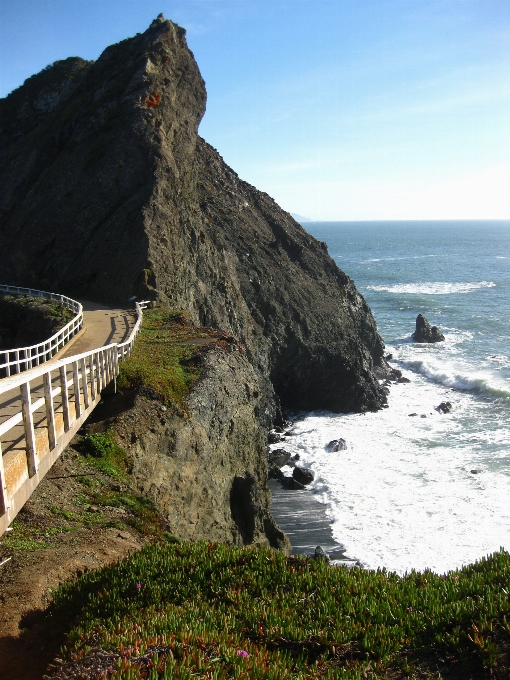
[0,15,390,548]
[0,15,387,416]
[96,343,289,550]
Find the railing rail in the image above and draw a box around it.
[0,284,83,378]
[0,298,146,535]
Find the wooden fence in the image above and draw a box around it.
[0,299,144,536]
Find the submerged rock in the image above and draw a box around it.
[412,314,445,343]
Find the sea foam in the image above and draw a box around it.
[366,281,495,295]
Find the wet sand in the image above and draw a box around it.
[268,478,355,564]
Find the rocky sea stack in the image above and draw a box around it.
[0,17,389,546]
[412,314,445,343]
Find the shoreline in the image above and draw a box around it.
[268,478,357,564]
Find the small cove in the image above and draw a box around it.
[270,220,510,573]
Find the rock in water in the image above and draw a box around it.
[293,467,315,485]
[0,17,388,415]
[412,314,445,343]
[325,439,347,452]
[313,545,330,562]
[267,448,292,468]
[436,401,453,414]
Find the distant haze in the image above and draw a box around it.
[290,213,312,223]
[1,0,508,220]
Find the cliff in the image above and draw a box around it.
[0,15,387,415]
[99,342,288,549]
[0,17,388,547]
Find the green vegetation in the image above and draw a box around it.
[78,431,130,478]
[75,432,166,537]
[47,543,510,678]
[2,526,50,551]
[117,308,217,406]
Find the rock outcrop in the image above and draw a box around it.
[412,314,445,343]
[0,17,391,547]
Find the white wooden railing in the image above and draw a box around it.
[0,285,83,378]
[0,298,146,535]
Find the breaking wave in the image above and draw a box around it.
[400,357,510,399]
[366,281,496,295]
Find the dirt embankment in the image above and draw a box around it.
[0,439,146,680]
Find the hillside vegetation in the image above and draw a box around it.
[0,293,74,350]
[43,543,510,679]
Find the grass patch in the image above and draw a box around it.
[78,431,130,478]
[3,536,50,551]
[2,518,51,551]
[88,490,167,538]
[117,308,217,406]
[47,544,510,678]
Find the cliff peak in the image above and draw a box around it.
[0,18,386,414]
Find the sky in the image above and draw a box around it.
[0,0,509,221]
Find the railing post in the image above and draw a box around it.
[113,347,118,393]
[95,353,101,394]
[0,442,7,515]
[89,354,96,401]
[20,381,37,477]
[59,366,71,431]
[43,372,57,450]
[72,360,81,418]
[80,357,90,409]
[99,351,105,390]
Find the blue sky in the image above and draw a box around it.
[1,0,509,220]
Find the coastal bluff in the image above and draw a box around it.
[0,17,389,546]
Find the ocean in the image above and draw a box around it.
[272,220,510,575]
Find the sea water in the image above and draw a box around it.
[275,220,510,574]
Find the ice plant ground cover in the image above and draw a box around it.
[44,542,510,678]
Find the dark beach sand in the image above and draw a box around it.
[268,479,355,563]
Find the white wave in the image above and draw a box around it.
[399,357,510,398]
[367,281,496,295]
[276,378,510,574]
[360,255,437,264]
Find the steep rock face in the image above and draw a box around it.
[0,16,386,414]
[99,344,290,550]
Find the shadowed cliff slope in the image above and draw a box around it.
[0,16,387,414]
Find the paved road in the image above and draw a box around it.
[60,300,135,357]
